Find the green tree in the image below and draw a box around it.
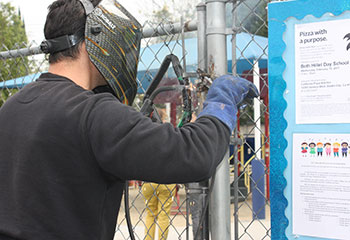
[0,2,29,83]
[226,0,268,37]
[0,89,18,107]
[244,0,268,37]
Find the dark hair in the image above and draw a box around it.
[309,142,315,147]
[44,0,100,63]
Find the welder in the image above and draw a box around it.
[0,0,258,239]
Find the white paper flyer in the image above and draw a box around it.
[295,19,350,124]
[293,133,350,239]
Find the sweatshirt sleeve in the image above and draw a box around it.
[86,96,231,184]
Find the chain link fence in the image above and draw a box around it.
[0,0,273,239]
[0,41,47,107]
[230,0,270,238]
[116,18,194,240]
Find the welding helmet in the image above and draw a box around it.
[41,0,142,105]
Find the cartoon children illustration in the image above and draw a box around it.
[301,142,308,156]
[316,142,323,157]
[342,142,349,157]
[333,142,340,157]
[324,142,332,156]
[309,142,316,157]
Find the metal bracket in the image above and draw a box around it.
[207,27,238,35]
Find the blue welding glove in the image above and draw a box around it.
[198,75,259,132]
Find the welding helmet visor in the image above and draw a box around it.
[84,0,142,105]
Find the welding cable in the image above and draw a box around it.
[143,54,183,101]
[124,182,136,240]
[125,54,191,240]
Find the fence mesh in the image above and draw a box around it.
[230,0,270,239]
[0,0,272,239]
[0,42,47,107]
[116,18,192,240]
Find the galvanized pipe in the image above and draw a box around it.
[231,1,238,77]
[231,1,239,239]
[0,22,198,60]
[142,20,197,39]
[197,3,207,72]
[0,46,42,60]
[210,151,231,239]
[206,0,228,76]
[206,0,231,239]
[183,4,210,240]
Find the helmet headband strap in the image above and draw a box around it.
[40,32,84,54]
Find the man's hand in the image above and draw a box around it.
[197,75,259,132]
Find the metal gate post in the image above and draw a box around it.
[231,1,239,239]
[185,3,210,240]
[206,0,231,239]
[197,3,207,73]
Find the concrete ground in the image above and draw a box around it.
[115,185,271,240]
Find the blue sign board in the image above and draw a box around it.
[269,0,350,239]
